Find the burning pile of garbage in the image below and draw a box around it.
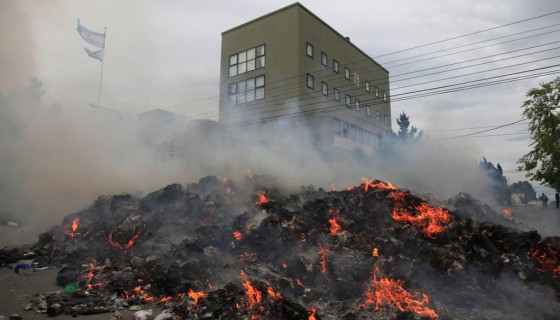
[2,175,560,319]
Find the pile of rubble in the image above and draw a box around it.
[2,176,560,319]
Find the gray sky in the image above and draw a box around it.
[2,0,559,188]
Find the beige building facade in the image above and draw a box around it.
[219,3,391,153]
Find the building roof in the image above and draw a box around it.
[222,2,388,73]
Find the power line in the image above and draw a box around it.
[430,119,527,140]
[374,10,560,58]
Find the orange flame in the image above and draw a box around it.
[361,178,397,192]
[328,209,342,236]
[233,230,243,241]
[133,285,155,302]
[65,217,81,238]
[392,203,451,239]
[188,289,208,306]
[360,274,438,319]
[267,286,283,300]
[502,208,512,216]
[158,296,172,303]
[240,270,262,309]
[256,193,269,205]
[318,246,332,273]
[372,248,379,257]
[108,230,142,250]
[295,277,304,287]
[308,307,317,320]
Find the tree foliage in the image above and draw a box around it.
[396,112,422,141]
[479,157,509,204]
[517,77,560,190]
[508,181,536,204]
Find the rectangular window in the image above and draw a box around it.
[375,87,380,98]
[306,42,313,57]
[228,75,265,105]
[365,81,370,92]
[376,111,381,121]
[333,59,339,73]
[334,118,342,136]
[334,88,340,101]
[384,114,389,126]
[357,127,363,144]
[228,44,266,77]
[321,52,327,66]
[345,94,351,107]
[322,81,328,96]
[355,99,360,111]
[350,124,357,141]
[354,72,360,86]
[345,67,350,80]
[307,73,314,89]
[366,105,371,117]
[342,122,349,138]
[383,91,389,102]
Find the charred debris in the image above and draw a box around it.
[2,175,560,319]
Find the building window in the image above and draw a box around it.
[366,105,371,117]
[383,91,389,102]
[342,122,349,138]
[345,67,350,80]
[307,73,314,89]
[335,118,342,136]
[229,44,266,77]
[350,124,357,141]
[321,52,327,66]
[306,42,313,58]
[333,59,339,73]
[365,81,370,92]
[345,94,351,107]
[376,110,381,121]
[354,72,359,86]
[228,75,265,105]
[355,99,360,111]
[384,114,389,126]
[322,81,328,96]
[334,88,340,101]
[375,87,380,98]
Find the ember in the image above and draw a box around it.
[328,209,342,236]
[240,270,262,308]
[188,288,208,306]
[529,242,560,275]
[256,193,270,205]
[65,217,80,238]
[392,202,451,239]
[108,230,142,250]
[503,208,512,216]
[308,307,317,320]
[8,175,560,319]
[360,273,438,319]
[233,230,243,240]
[318,246,332,273]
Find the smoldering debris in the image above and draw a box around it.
[2,175,560,319]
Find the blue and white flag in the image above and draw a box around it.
[76,19,105,48]
[84,47,103,62]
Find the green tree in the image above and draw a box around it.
[508,181,536,204]
[395,112,423,142]
[480,157,509,204]
[517,77,560,190]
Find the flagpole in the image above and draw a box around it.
[97,26,107,108]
